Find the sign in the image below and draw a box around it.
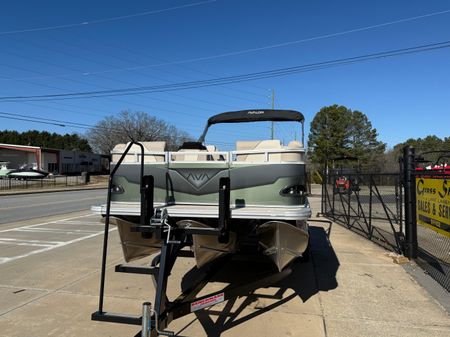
[190,293,225,312]
[416,177,450,238]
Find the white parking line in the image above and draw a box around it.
[0,241,53,247]
[0,238,62,245]
[56,221,103,226]
[16,227,100,234]
[0,214,114,265]
[0,214,94,233]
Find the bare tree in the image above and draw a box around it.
[87,110,192,153]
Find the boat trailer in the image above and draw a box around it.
[91,141,293,337]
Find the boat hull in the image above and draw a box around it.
[110,217,163,262]
[109,216,309,271]
[257,220,309,271]
[7,170,49,179]
[177,219,237,268]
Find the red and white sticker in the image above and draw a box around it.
[190,293,225,312]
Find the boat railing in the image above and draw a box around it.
[111,148,306,164]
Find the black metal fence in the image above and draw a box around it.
[321,172,404,252]
[0,175,87,191]
[321,146,450,292]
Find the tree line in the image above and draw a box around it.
[0,130,92,152]
[1,109,446,171]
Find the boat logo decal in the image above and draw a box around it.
[176,168,225,189]
[247,110,264,115]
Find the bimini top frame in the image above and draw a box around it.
[198,109,305,144]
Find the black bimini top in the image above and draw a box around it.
[199,109,304,142]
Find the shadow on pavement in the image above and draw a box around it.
[176,225,339,337]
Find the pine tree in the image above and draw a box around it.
[308,105,385,168]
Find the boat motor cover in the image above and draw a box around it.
[198,109,304,142]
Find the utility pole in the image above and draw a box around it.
[271,89,275,140]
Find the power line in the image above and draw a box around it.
[3,7,447,77]
[0,1,216,36]
[2,39,449,102]
[0,34,255,116]
[0,32,267,105]
[0,110,268,139]
[151,8,450,65]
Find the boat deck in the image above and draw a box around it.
[92,202,312,220]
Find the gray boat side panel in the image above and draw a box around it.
[229,164,305,189]
[113,163,305,197]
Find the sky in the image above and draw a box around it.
[0,0,449,150]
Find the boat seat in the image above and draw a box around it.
[206,145,222,161]
[112,142,166,163]
[281,140,304,162]
[235,140,282,162]
[173,149,208,162]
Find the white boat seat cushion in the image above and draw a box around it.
[173,149,208,161]
[236,140,282,162]
[281,140,304,162]
[112,141,166,163]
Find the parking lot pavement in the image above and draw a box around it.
[0,213,108,265]
[1,197,450,337]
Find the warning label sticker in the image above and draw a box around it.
[190,293,225,312]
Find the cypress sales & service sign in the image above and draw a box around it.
[416,177,450,238]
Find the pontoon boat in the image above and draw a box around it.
[93,109,311,271]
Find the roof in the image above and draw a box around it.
[207,109,304,125]
[0,143,40,150]
[198,109,304,142]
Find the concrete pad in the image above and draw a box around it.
[0,292,141,337]
[331,250,395,266]
[169,307,326,337]
[326,317,450,337]
[0,242,43,258]
[0,232,124,289]
[39,223,104,232]
[63,265,155,301]
[0,230,87,242]
[0,287,46,315]
[319,261,449,325]
[195,261,323,317]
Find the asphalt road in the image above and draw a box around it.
[0,189,106,224]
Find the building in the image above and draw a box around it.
[0,143,109,175]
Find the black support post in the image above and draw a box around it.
[140,175,154,226]
[403,146,418,259]
[218,177,230,243]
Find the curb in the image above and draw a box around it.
[0,185,107,196]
